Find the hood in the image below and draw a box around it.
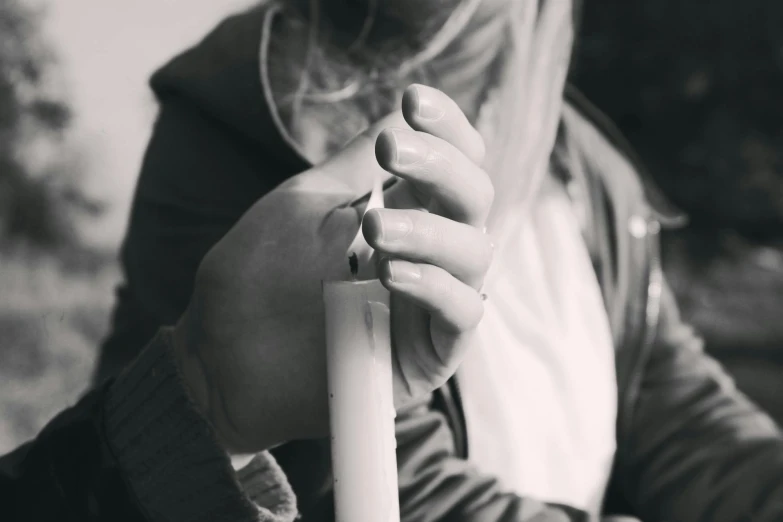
[148,4,308,173]
[149,0,577,242]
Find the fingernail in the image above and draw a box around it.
[388,260,421,284]
[379,211,413,242]
[390,129,424,167]
[413,86,444,121]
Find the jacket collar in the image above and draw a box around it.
[564,85,688,228]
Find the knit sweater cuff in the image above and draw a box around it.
[104,328,298,522]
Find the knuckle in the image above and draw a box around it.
[424,145,450,178]
[477,174,495,210]
[447,287,485,333]
[426,266,454,300]
[460,305,482,331]
[464,173,494,221]
[437,140,460,167]
[473,132,487,164]
[466,295,485,329]
[475,235,495,273]
[407,210,436,243]
[420,135,455,173]
[460,126,486,166]
[421,218,446,249]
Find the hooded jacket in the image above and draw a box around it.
[91,4,783,522]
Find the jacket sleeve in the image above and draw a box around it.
[0,384,146,521]
[0,329,298,522]
[395,399,590,522]
[621,279,783,522]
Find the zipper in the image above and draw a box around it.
[619,218,664,453]
[642,225,664,362]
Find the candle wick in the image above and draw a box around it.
[348,252,359,280]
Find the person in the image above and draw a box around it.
[93,0,783,521]
[0,94,521,520]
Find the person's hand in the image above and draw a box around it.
[367,85,494,403]
[171,84,494,454]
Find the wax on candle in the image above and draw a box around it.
[323,279,400,522]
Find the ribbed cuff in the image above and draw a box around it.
[104,328,297,522]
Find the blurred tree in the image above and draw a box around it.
[0,0,101,249]
[0,3,113,453]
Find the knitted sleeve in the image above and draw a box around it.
[104,329,298,522]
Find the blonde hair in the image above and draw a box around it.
[287,0,484,97]
[264,0,487,150]
[263,0,575,243]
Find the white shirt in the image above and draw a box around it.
[457,174,618,515]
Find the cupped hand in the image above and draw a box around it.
[365,85,494,405]
[172,84,494,454]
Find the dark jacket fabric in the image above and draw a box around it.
[0,383,145,522]
[94,5,783,522]
[0,330,299,522]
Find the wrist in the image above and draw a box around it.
[170,313,210,421]
[171,310,279,455]
[170,312,234,452]
[104,329,248,518]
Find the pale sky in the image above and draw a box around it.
[33,0,257,247]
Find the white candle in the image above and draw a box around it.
[323,278,400,522]
[322,170,399,521]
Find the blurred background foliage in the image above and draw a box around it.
[0,0,116,453]
[0,0,102,249]
[1,0,783,452]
